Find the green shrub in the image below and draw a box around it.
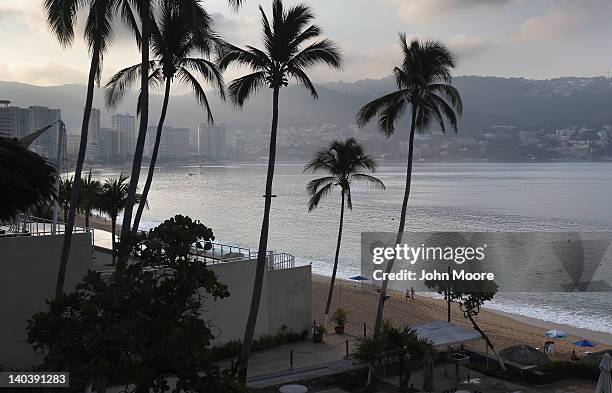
[210,326,308,361]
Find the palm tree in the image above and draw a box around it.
[97,174,132,264]
[0,137,56,221]
[59,176,73,223]
[304,138,384,329]
[356,35,463,335]
[218,0,342,381]
[79,169,102,228]
[45,0,140,299]
[106,0,225,234]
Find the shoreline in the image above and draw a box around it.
[312,273,611,358]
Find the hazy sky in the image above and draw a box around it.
[1,0,611,92]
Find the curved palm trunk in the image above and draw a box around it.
[467,314,507,371]
[132,77,171,232]
[373,106,417,336]
[237,87,280,383]
[55,48,99,299]
[323,192,345,329]
[118,1,150,269]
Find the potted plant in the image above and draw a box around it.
[312,324,326,343]
[332,308,349,334]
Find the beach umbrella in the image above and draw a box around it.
[595,353,611,393]
[349,275,369,281]
[574,339,596,348]
[422,349,435,392]
[545,330,568,338]
[500,345,551,366]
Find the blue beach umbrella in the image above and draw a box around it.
[574,339,596,348]
[349,275,370,281]
[545,330,568,338]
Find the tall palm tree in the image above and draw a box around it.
[304,138,384,329]
[357,35,463,335]
[79,169,102,228]
[45,0,140,299]
[106,0,225,234]
[218,0,342,381]
[97,174,133,264]
[117,0,227,268]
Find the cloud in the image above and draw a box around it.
[448,34,495,59]
[211,12,260,45]
[388,0,513,23]
[514,0,612,42]
[0,62,87,86]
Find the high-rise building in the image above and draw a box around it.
[112,113,136,159]
[145,126,191,160]
[85,108,101,161]
[98,127,117,162]
[0,100,30,139]
[198,124,227,161]
[28,106,62,159]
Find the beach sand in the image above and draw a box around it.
[312,274,612,360]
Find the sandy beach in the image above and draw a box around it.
[312,274,612,360]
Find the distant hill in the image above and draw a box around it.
[1,75,612,135]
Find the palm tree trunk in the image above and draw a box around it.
[55,47,99,299]
[373,106,417,335]
[117,0,150,269]
[237,86,280,383]
[132,77,171,232]
[323,192,345,329]
[111,217,116,265]
[85,211,90,229]
[467,314,507,371]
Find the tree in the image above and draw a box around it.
[27,215,240,393]
[0,137,56,221]
[45,0,140,299]
[217,0,342,381]
[304,138,384,328]
[59,176,73,223]
[97,174,137,264]
[357,36,463,335]
[106,0,225,233]
[79,169,102,228]
[353,323,433,391]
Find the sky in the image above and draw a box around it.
[1,0,611,92]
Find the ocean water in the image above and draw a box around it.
[91,162,612,334]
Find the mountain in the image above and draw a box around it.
[1,75,612,135]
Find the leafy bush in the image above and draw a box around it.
[210,326,308,361]
[332,308,349,327]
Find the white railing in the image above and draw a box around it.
[189,242,295,270]
[0,214,89,238]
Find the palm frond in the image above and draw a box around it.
[356,90,407,135]
[43,0,81,47]
[350,173,386,190]
[306,181,335,211]
[176,68,214,123]
[227,71,267,108]
[287,39,343,70]
[287,67,318,98]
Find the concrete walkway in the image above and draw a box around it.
[216,333,363,388]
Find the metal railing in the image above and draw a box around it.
[0,214,89,238]
[190,242,295,270]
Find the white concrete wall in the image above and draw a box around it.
[0,233,93,369]
[206,261,312,344]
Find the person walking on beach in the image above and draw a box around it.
[410,286,415,301]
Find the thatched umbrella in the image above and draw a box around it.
[0,137,56,221]
[500,345,551,366]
